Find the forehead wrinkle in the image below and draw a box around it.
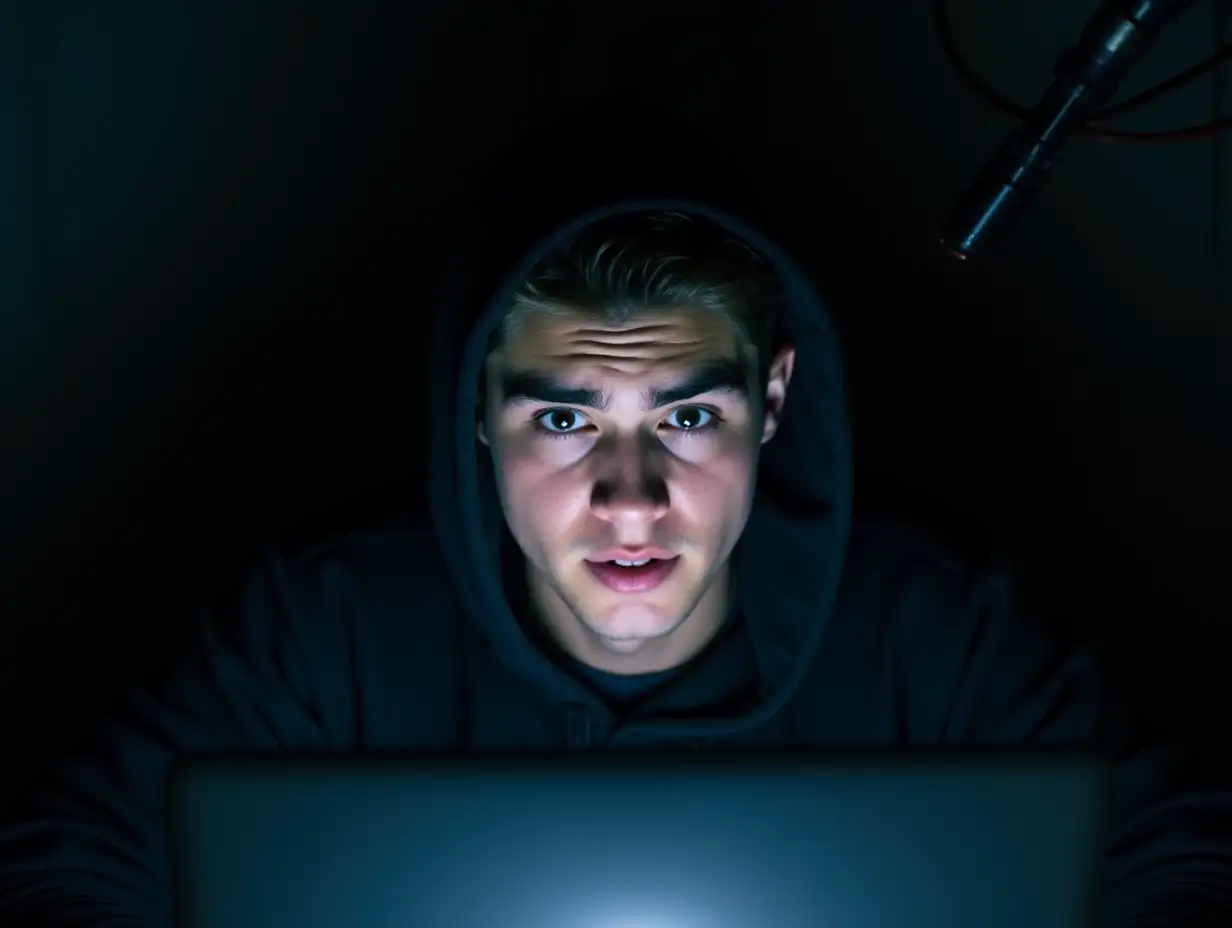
[501,307,745,379]
[555,349,711,365]
[568,338,689,352]
[566,352,704,372]
[569,324,689,341]
[555,333,734,363]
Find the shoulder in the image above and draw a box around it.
[275,479,442,568]
[194,481,468,746]
[274,479,434,560]
[838,498,1108,748]
[846,473,990,594]
[214,479,456,623]
[850,470,999,574]
[841,474,1076,667]
[838,473,1027,635]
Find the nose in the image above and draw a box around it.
[590,437,669,527]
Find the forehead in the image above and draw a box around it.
[495,306,746,382]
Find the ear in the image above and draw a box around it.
[760,345,795,445]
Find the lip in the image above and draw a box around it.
[588,547,677,563]
[585,556,680,594]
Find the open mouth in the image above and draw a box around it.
[585,556,680,594]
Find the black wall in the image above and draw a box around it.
[1,0,1228,796]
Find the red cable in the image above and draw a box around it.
[935,0,1231,143]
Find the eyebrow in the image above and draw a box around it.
[499,357,750,411]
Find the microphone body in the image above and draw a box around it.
[941,0,1201,262]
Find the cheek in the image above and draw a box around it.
[670,445,757,523]
[493,441,591,539]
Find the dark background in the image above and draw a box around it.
[1,1,1228,799]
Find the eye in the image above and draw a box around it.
[663,405,716,432]
[534,407,591,435]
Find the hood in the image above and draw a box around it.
[428,91,852,739]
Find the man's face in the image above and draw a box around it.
[481,306,793,672]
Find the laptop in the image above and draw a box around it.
[170,751,1107,928]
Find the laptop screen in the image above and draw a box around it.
[171,753,1107,928]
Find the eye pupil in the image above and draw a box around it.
[676,407,703,429]
[550,410,575,431]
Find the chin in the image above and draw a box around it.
[584,602,681,643]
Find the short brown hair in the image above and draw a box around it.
[492,211,782,387]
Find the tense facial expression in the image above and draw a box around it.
[481,306,790,672]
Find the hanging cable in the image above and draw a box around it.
[937,0,1229,261]
[935,0,1231,143]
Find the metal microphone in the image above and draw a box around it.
[940,0,1201,262]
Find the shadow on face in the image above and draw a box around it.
[478,306,794,673]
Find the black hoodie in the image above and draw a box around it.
[1,92,1230,927]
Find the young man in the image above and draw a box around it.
[1,95,1230,926]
